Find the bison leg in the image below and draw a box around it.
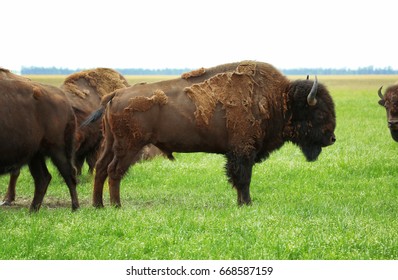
[225,152,255,206]
[28,156,52,212]
[1,169,20,206]
[93,151,113,208]
[92,131,115,208]
[86,149,98,174]
[74,154,85,176]
[51,151,79,211]
[107,146,143,207]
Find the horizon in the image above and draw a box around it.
[15,65,398,76]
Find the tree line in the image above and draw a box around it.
[20,66,398,75]
[20,67,192,75]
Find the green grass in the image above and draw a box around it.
[1,75,398,260]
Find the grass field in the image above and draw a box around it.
[1,75,398,260]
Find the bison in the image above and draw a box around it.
[0,78,79,212]
[85,61,336,208]
[378,85,398,141]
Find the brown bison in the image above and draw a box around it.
[85,61,336,208]
[0,78,79,212]
[378,85,398,141]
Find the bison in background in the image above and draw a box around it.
[0,78,79,212]
[61,68,131,173]
[378,85,398,141]
[86,61,336,208]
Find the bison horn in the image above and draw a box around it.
[378,86,384,100]
[307,75,318,106]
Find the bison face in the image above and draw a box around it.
[378,85,398,142]
[286,78,336,161]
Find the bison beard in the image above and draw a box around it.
[300,145,322,162]
[88,61,336,208]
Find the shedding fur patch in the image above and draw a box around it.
[126,89,168,112]
[185,61,262,155]
[235,62,256,76]
[181,67,206,79]
[62,68,129,99]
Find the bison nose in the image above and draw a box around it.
[331,135,336,144]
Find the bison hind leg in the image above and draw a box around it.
[28,155,52,212]
[1,168,21,206]
[107,145,145,207]
[225,152,255,206]
[50,150,79,211]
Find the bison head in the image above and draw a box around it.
[378,85,398,142]
[285,76,336,161]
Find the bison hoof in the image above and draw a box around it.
[29,205,41,213]
[72,204,80,212]
[93,202,104,209]
[238,199,252,207]
[0,200,13,207]
[111,203,122,209]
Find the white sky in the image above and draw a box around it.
[2,0,397,71]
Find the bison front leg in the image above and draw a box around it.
[225,152,255,206]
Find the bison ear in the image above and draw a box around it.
[378,99,385,106]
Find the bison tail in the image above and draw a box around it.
[81,91,117,127]
[80,107,105,127]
